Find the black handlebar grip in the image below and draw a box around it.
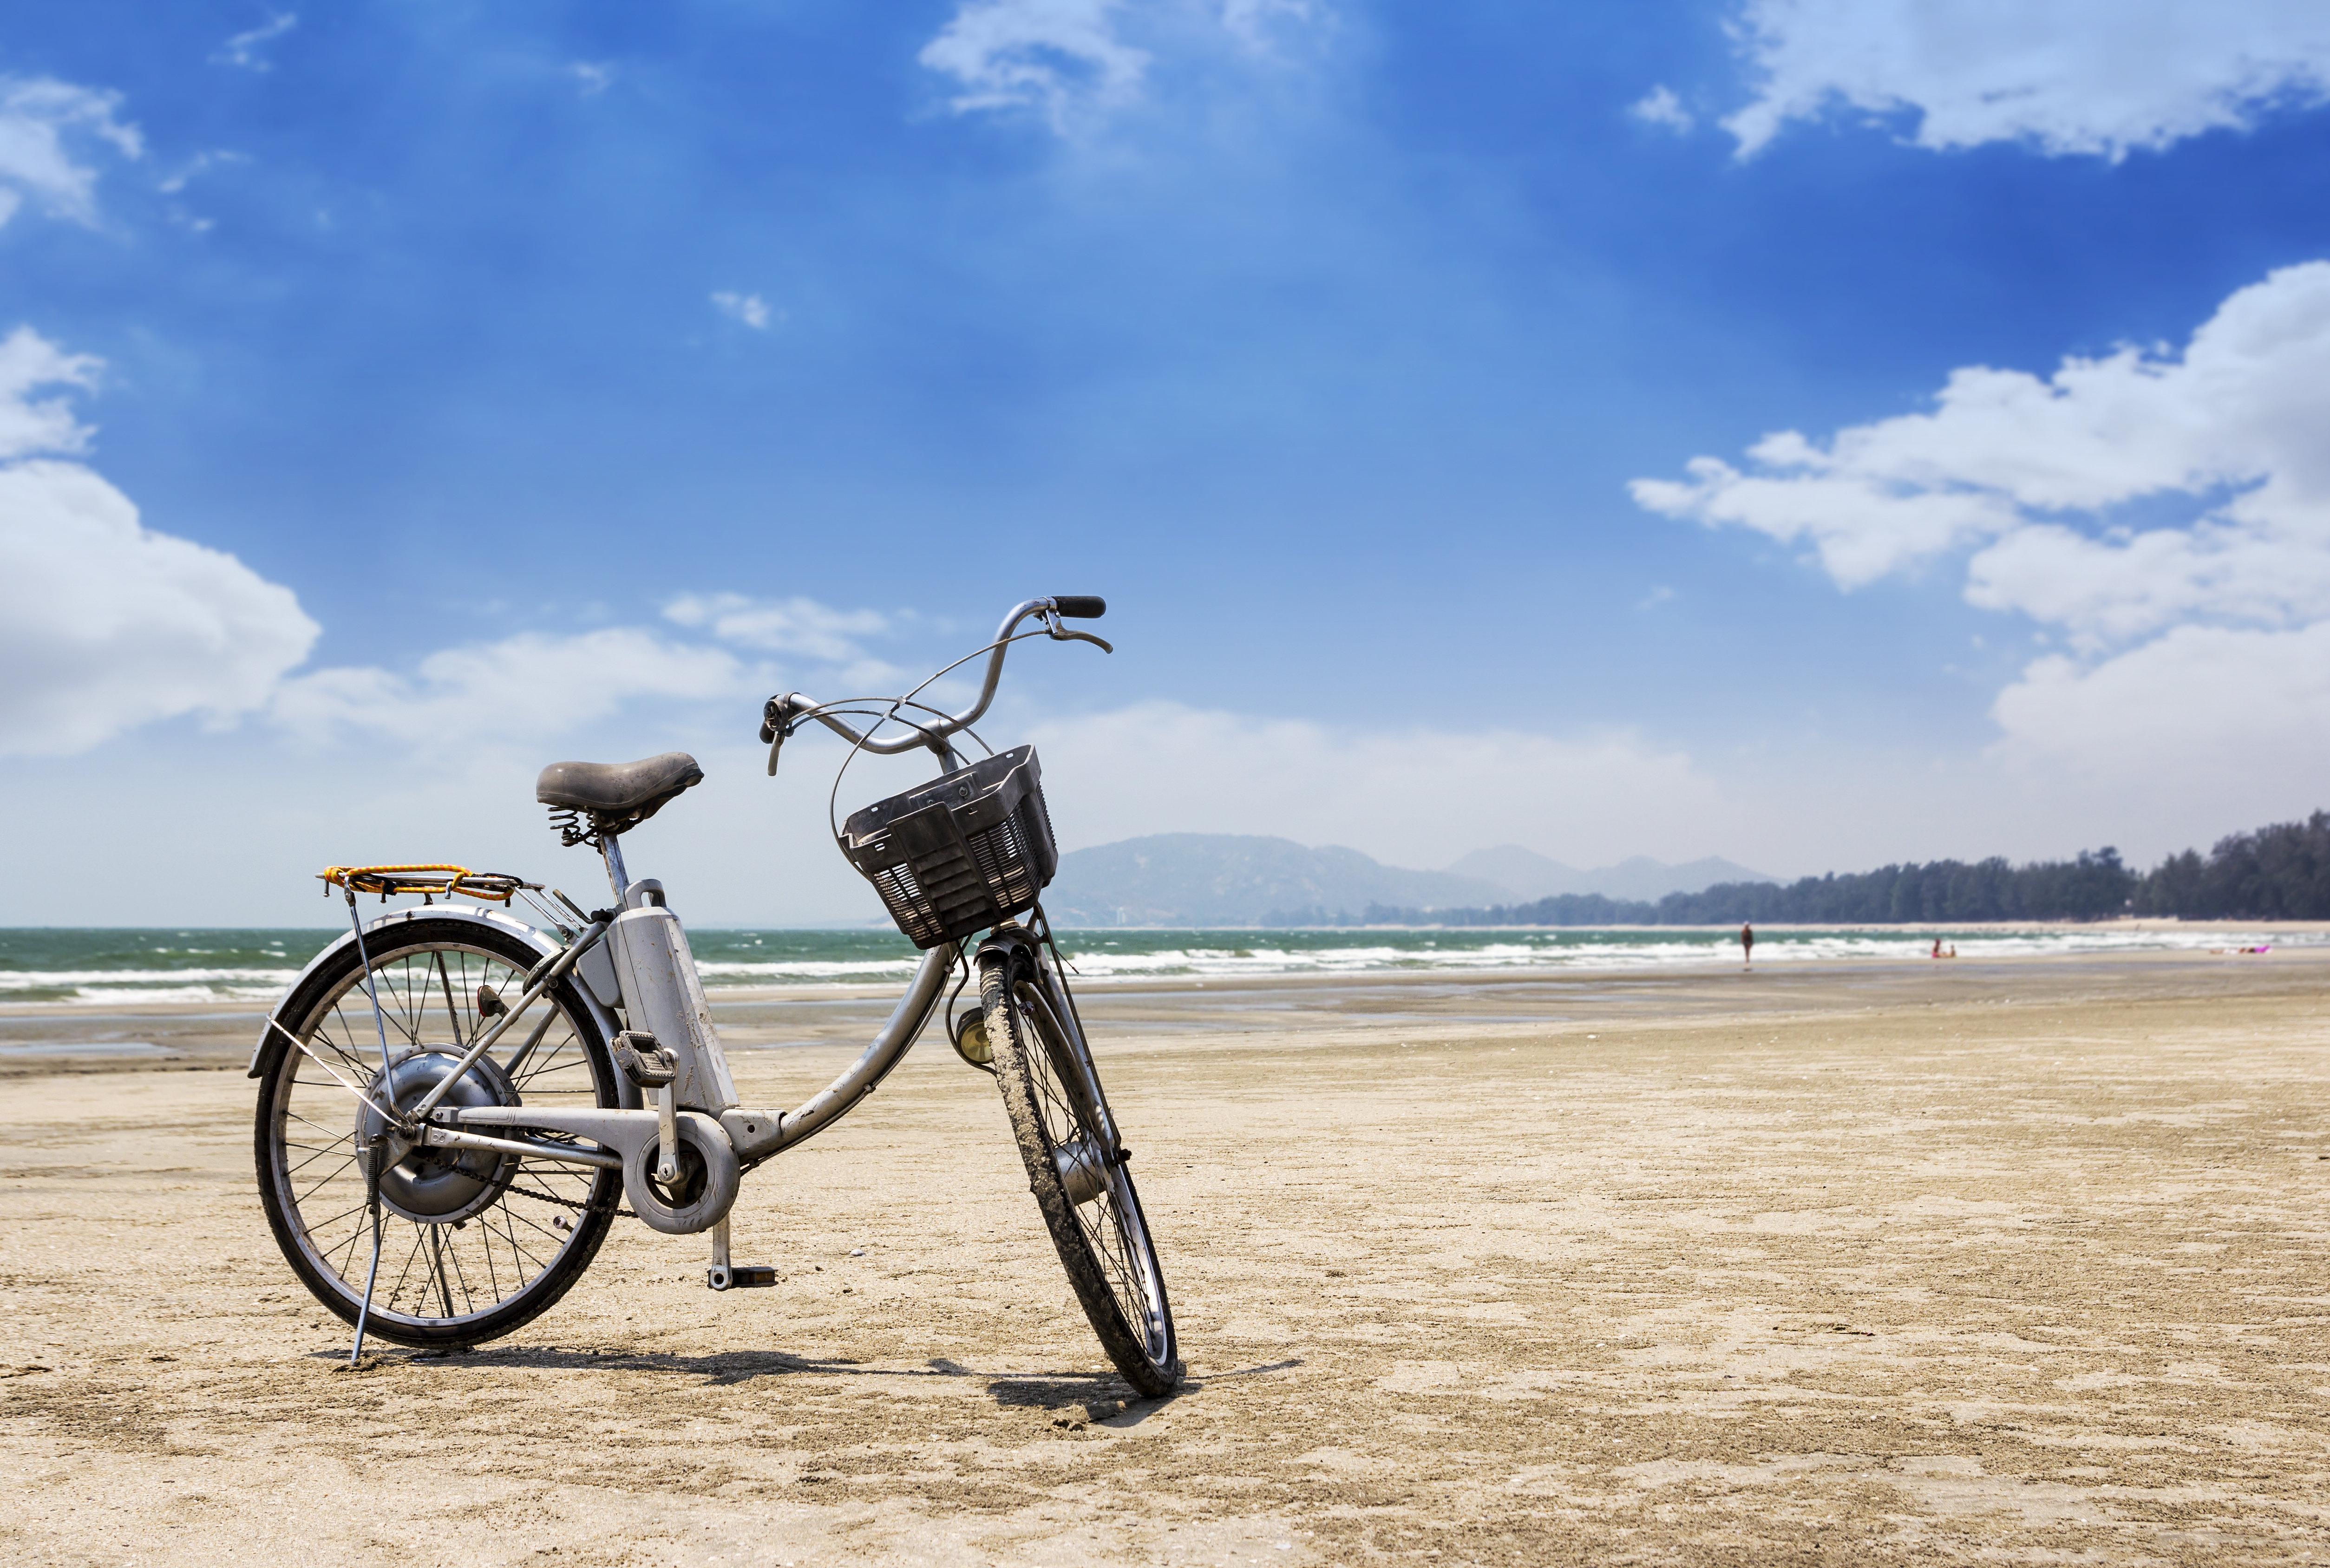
[1053,596,1106,619]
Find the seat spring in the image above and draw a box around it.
[546,806,599,849]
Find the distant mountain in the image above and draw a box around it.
[1041,834,1772,926]
[1444,845,1583,899]
[1044,835,1510,927]
[1446,845,1776,903]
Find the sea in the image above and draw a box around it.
[0,923,2312,1007]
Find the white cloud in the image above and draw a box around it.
[1634,261,2330,611]
[1724,0,2330,159]
[0,77,143,228]
[1636,261,2330,810]
[919,0,1325,132]
[1991,622,2330,788]
[1634,446,2020,588]
[1630,85,1695,132]
[663,592,901,689]
[213,13,298,73]
[923,0,1152,126]
[157,150,249,197]
[1026,700,1732,868]
[1217,0,1321,51]
[271,628,747,750]
[0,327,102,459]
[268,593,908,753]
[0,329,317,756]
[0,460,321,757]
[709,290,773,330]
[570,62,613,98]
[664,593,887,662]
[0,326,898,767]
[1963,518,2330,648]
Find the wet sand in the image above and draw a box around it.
[3,950,2328,1564]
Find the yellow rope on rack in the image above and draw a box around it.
[318,864,521,903]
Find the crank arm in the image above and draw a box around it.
[706,1216,777,1290]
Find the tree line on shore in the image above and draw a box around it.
[1268,809,2330,927]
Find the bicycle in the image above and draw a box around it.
[248,595,1181,1395]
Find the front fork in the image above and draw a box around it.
[979,922,1119,1155]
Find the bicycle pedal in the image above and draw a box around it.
[612,1031,678,1089]
[707,1264,778,1291]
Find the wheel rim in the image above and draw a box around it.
[1013,979,1173,1369]
[264,940,613,1332]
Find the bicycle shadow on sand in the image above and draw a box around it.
[931,1355,1305,1427]
[332,1346,1302,1426]
[333,1344,947,1387]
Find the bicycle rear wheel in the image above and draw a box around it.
[980,942,1181,1396]
[253,918,624,1347]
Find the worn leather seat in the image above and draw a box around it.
[536,752,704,835]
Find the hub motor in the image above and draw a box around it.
[354,1050,521,1224]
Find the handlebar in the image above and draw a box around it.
[759,595,1110,771]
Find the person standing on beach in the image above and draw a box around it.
[1740,921,1754,967]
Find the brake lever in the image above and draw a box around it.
[1039,610,1112,653]
[760,693,800,777]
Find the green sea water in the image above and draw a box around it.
[0,922,2307,1006]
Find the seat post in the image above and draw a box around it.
[600,834,630,901]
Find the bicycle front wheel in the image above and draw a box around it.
[253,917,624,1347]
[980,944,1181,1396]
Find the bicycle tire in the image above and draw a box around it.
[253,917,624,1347]
[980,944,1181,1396]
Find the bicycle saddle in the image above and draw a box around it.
[536,752,704,836]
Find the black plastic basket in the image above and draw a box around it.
[838,745,1059,948]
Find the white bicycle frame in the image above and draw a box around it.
[250,596,1096,1293]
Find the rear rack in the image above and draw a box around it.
[318,864,538,905]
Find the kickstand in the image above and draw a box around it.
[350,1134,386,1365]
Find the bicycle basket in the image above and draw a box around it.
[838,745,1059,948]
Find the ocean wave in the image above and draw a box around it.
[0,967,302,989]
[2,925,2316,1004]
[693,958,926,982]
[61,984,288,1006]
[1043,928,2317,980]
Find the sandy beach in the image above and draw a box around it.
[4,947,2328,1564]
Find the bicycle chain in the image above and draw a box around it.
[510,1181,637,1222]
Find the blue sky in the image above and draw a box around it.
[7,1,2330,923]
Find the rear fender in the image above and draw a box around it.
[247,905,627,1098]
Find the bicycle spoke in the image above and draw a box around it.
[385,1225,425,1309]
[513,1036,579,1092]
[329,1214,370,1274]
[434,951,467,1050]
[284,1144,354,1182]
[397,959,427,1047]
